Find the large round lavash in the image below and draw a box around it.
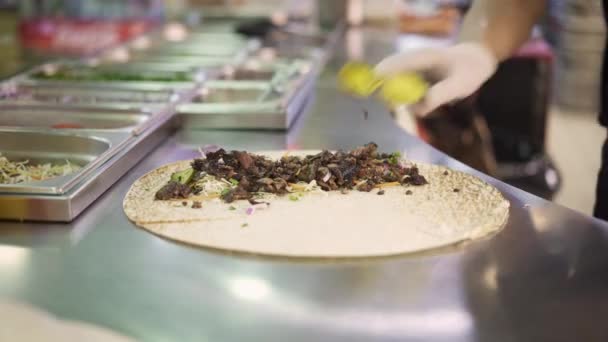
[123,151,510,258]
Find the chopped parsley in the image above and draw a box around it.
[388,152,402,165]
[170,168,194,184]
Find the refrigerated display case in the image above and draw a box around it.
[18,0,164,56]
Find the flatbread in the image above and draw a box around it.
[123,151,509,258]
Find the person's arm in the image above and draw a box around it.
[375,0,547,116]
[459,0,547,61]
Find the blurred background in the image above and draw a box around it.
[0,0,604,215]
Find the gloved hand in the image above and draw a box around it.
[374,42,498,116]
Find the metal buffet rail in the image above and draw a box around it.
[1,26,608,342]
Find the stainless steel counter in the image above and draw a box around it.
[1,28,608,342]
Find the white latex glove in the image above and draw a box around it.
[374,42,498,116]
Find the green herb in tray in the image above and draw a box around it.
[32,69,191,82]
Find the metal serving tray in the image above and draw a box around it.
[255,46,325,63]
[177,79,314,130]
[191,81,282,103]
[140,38,259,59]
[130,55,232,67]
[2,84,179,111]
[154,45,245,57]
[0,115,176,221]
[15,80,197,106]
[127,31,248,54]
[0,105,149,132]
[27,63,203,83]
[0,129,130,195]
[98,62,203,74]
[18,78,195,92]
[222,58,312,82]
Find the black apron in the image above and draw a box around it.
[602,0,608,127]
[593,0,608,219]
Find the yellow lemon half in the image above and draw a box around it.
[338,62,383,98]
[379,73,428,107]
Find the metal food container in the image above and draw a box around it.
[27,63,204,83]
[10,80,198,109]
[128,32,250,54]
[254,46,325,63]
[0,105,150,132]
[137,37,259,59]
[0,116,176,221]
[2,84,184,110]
[177,79,313,130]
[0,129,129,195]
[98,62,203,74]
[219,58,311,82]
[129,55,234,68]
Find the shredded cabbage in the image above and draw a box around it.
[194,175,330,201]
[0,153,82,184]
[193,173,231,196]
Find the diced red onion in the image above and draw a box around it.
[322,173,331,183]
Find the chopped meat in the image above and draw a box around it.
[234,151,254,170]
[357,181,375,192]
[155,181,192,200]
[221,186,251,203]
[403,174,428,186]
[156,142,429,202]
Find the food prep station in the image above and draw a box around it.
[1,21,608,342]
[0,21,341,221]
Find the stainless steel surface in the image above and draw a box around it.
[1,28,608,342]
